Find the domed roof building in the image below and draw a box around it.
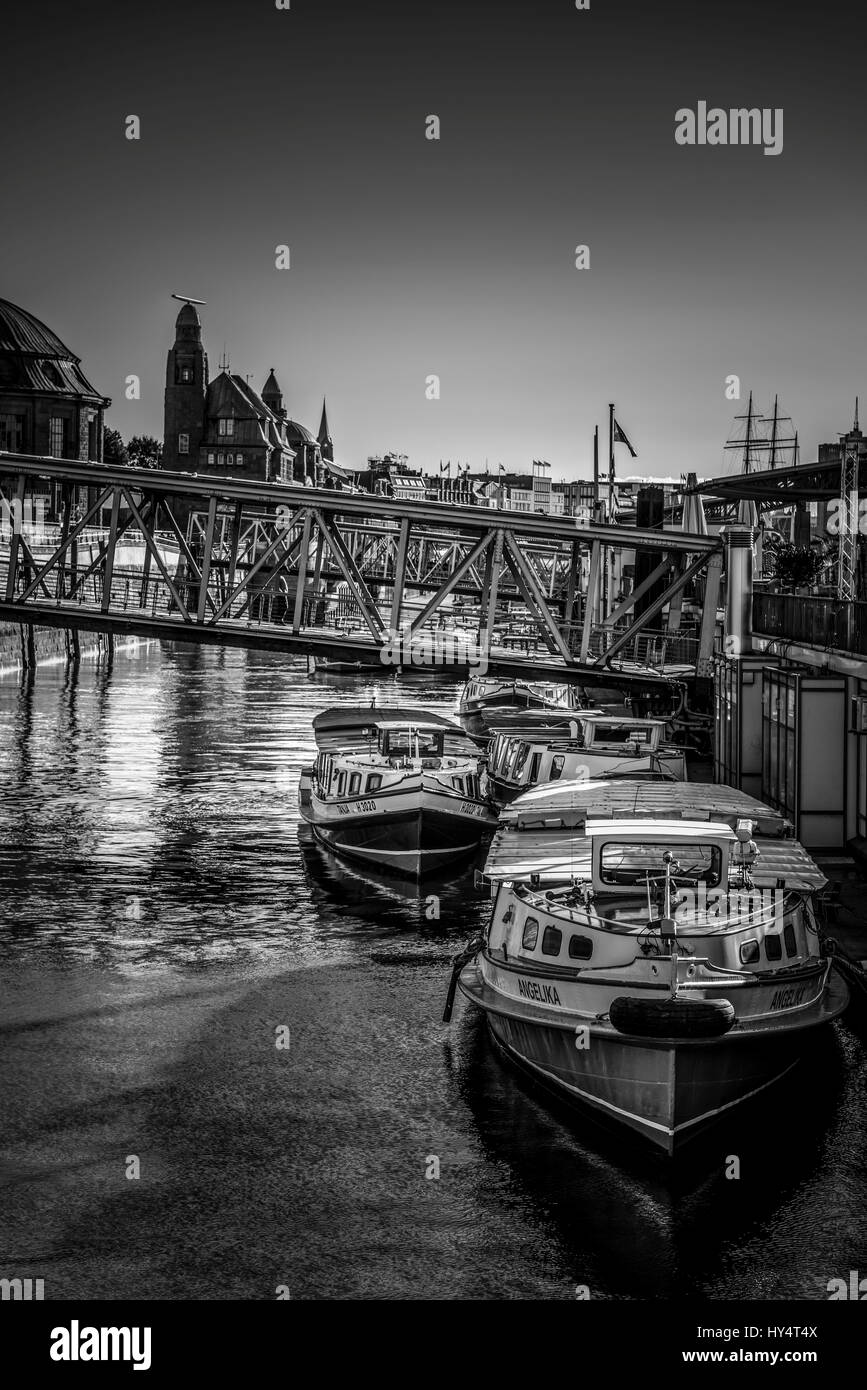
[0,297,110,461]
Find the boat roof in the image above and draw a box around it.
[312,706,477,756]
[587,818,736,841]
[484,779,826,891]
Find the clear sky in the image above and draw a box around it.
[2,0,865,480]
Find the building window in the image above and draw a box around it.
[207,453,215,466]
[236,453,243,466]
[49,417,65,457]
[178,433,189,455]
[0,414,24,452]
[217,453,224,466]
[178,365,194,384]
[218,419,234,437]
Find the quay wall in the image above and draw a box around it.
[0,622,151,678]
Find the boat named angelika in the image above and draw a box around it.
[487,714,687,802]
[299,706,498,876]
[447,779,847,1153]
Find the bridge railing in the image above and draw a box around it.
[753,592,867,655]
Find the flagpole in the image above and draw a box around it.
[607,403,615,625]
[593,426,599,510]
[608,402,615,516]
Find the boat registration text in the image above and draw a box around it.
[518,978,562,1006]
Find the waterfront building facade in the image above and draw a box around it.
[0,297,111,519]
[162,303,331,485]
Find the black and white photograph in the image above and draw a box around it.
[1,0,866,1357]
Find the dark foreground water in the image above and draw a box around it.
[1,643,865,1300]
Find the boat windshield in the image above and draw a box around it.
[382,728,444,758]
[590,724,653,746]
[599,841,722,887]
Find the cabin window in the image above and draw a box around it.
[550,755,565,781]
[541,925,562,956]
[337,773,346,796]
[765,933,783,961]
[739,939,760,964]
[452,777,465,795]
[529,752,542,784]
[514,744,532,777]
[568,935,593,960]
[366,774,382,793]
[349,772,362,796]
[599,842,722,888]
[783,922,797,957]
[522,917,539,949]
[383,729,443,759]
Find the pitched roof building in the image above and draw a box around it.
[163,302,333,484]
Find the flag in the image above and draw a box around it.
[613,418,637,457]
[498,462,505,474]
[440,460,450,474]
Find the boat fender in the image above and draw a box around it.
[609,995,736,1039]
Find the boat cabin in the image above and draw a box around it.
[462,677,578,709]
[485,808,818,975]
[374,720,445,764]
[488,716,679,792]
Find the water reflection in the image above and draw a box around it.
[1,642,865,1300]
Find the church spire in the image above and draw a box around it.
[317,396,333,461]
[262,368,284,417]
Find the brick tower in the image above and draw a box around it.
[163,302,208,471]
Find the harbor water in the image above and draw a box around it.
[1,643,866,1300]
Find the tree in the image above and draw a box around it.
[770,542,825,593]
[103,427,128,465]
[126,435,163,469]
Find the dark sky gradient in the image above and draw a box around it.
[2,0,866,477]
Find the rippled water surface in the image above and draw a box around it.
[1,643,865,1300]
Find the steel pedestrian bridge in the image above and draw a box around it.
[0,453,722,687]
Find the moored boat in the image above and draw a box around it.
[487,714,687,801]
[450,779,848,1153]
[299,706,498,877]
[458,676,590,740]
